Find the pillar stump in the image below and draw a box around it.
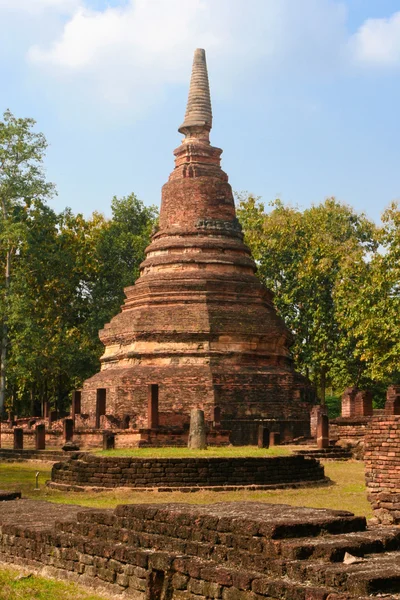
[13,428,23,450]
[148,384,159,429]
[103,432,115,450]
[71,390,81,419]
[35,424,46,450]
[269,432,281,446]
[188,409,207,449]
[317,414,330,449]
[258,425,270,449]
[64,418,74,442]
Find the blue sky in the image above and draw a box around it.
[1,0,400,223]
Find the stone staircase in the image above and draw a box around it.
[51,502,400,598]
[2,500,400,598]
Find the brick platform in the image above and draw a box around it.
[50,454,326,491]
[1,499,400,598]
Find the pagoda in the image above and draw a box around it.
[80,49,315,443]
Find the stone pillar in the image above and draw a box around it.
[35,424,46,450]
[258,425,270,449]
[317,414,330,449]
[96,388,106,429]
[342,387,357,417]
[310,405,328,439]
[188,409,207,449]
[71,390,81,419]
[354,390,373,417]
[13,428,23,450]
[212,406,221,428]
[64,418,74,442]
[148,384,159,429]
[385,385,400,415]
[269,431,281,446]
[103,432,115,450]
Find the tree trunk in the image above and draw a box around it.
[0,247,11,416]
[320,368,327,406]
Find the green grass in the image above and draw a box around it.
[0,454,372,517]
[96,445,292,458]
[0,566,109,600]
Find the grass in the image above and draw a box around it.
[0,566,109,600]
[96,445,292,458]
[0,452,372,518]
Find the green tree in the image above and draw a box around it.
[0,110,54,413]
[236,194,378,400]
[334,202,400,389]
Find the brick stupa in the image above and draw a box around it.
[80,49,316,443]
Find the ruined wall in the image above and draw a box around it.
[365,415,400,524]
[51,454,325,490]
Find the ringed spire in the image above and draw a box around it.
[178,48,212,139]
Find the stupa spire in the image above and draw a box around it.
[178,48,212,140]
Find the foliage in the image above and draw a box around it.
[0,110,158,416]
[236,194,380,399]
[0,110,55,413]
[334,202,400,386]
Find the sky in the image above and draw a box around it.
[1,0,400,224]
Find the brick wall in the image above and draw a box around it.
[365,415,400,524]
[51,454,325,490]
[330,417,371,443]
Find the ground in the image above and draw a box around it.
[0,446,371,516]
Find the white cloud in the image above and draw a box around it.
[26,0,349,111]
[351,11,400,67]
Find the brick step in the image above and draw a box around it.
[294,448,353,460]
[0,448,67,462]
[113,503,367,540]
[284,550,400,596]
[278,527,400,561]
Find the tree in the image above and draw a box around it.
[87,193,158,339]
[5,193,157,416]
[236,194,378,400]
[334,202,400,388]
[0,110,54,413]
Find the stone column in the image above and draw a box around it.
[212,406,221,428]
[95,388,106,429]
[13,428,23,450]
[35,424,46,450]
[385,385,400,415]
[269,431,281,446]
[64,418,74,442]
[317,414,330,449]
[148,384,159,429]
[341,387,357,417]
[188,409,207,449]
[103,432,115,450]
[258,425,270,449]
